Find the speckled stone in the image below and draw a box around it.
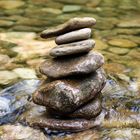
[50,39,95,57]
[19,104,106,132]
[55,28,91,45]
[33,68,106,114]
[40,51,104,78]
[40,17,96,38]
[67,97,102,119]
[49,96,102,119]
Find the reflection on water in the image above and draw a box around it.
[0,0,140,139]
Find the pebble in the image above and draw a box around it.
[108,47,130,55]
[55,28,91,45]
[0,124,47,140]
[0,54,10,66]
[0,71,18,85]
[62,5,82,13]
[40,51,104,78]
[33,68,106,114]
[40,17,96,38]
[13,68,37,79]
[94,39,109,50]
[50,39,95,57]
[0,19,14,27]
[0,0,25,9]
[117,19,140,28]
[108,38,138,48]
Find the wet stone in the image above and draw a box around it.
[66,97,102,119]
[40,51,104,78]
[13,68,37,79]
[20,104,99,132]
[33,68,106,114]
[50,39,95,57]
[49,96,102,119]
[0,54,10,67]
[108,47,130,55]
[0,0,25,9]
[0,19,14,27]
[0,124,48,140]
[117,19,140,28]
[0,71,18,86]
[40,17,96,38]
[62,5,82,13]
[108,38,138,48]
[55,28,91,45]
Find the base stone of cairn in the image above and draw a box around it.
[31,17,107,132]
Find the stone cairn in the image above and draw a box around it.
[32,17,106,132]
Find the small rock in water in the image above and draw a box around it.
[0,71,18,86]
[33,68,106,114]
[50,39,95,57]
[40,51,104,78]
[108,38,137,48]
[49,97,102,119]
[13,68,37,79]
[40,17,96,38]
[0,54,10,67]
[63,5,82,13]
[55,28,91,45]
[108,47,130,55]
[0,124,47,140]
[117,19,140,28]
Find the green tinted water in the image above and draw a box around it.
[0,0,140,139]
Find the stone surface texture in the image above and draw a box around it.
[50,39,95,57]
[33,68,106,114]
[40,17,96,38]
[55,28,91,44]
[40,51,104,78]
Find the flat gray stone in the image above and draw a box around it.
[40,51,104,78]
[40,17,96,38]
[33,68,106,114]
[55,28,91,45]
[50,39,95,57]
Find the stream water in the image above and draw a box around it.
[0,0,140,139]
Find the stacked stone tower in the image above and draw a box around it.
[33,17,106,131]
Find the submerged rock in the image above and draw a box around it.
[0,71,18,86]
[33,68,106,114]
[108,38,137,48]
[50,39,95,57]
[19,104,107,132]
[40,51,104,78]
[40,17,96,38]
[0,80,41,124]
[55,28,91,45]
[0,124,48,140]
[13,68,37,79]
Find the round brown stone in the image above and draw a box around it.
[33,68,106,114]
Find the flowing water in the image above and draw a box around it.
[0,0,140,139]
